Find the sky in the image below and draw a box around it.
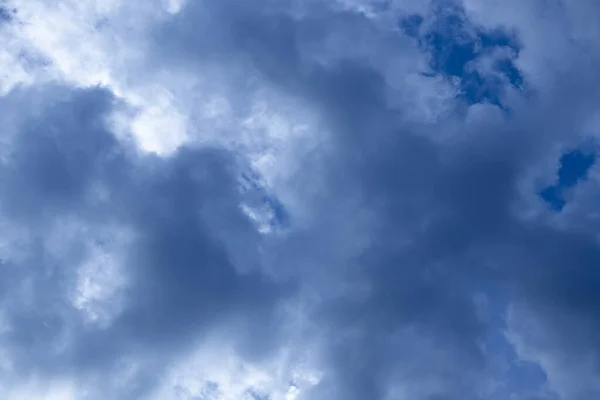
[0,0,598,399]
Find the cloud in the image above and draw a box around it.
[0,0,599,399]
[0,84,293,398]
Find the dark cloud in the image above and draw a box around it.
[141,0,600,399]
[0,84,292,397]
[0,7,15,23]
[1,0,600,399]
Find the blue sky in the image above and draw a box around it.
[540,149,596,211]
[0,0,598,399]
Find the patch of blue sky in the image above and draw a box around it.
[399,5,524,107]
[540,149,596,211]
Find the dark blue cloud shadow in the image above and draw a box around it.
[0,6,15,23]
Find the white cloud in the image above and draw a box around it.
[0,376,79,400]
[71,234,131,327]
[148,333,322,400]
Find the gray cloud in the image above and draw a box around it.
[0,84,292,397]
[150,2,600,399]
[1,0,600,399]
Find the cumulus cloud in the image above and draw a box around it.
[0,0,599,399]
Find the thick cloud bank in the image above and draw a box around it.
[0,0,599,399]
